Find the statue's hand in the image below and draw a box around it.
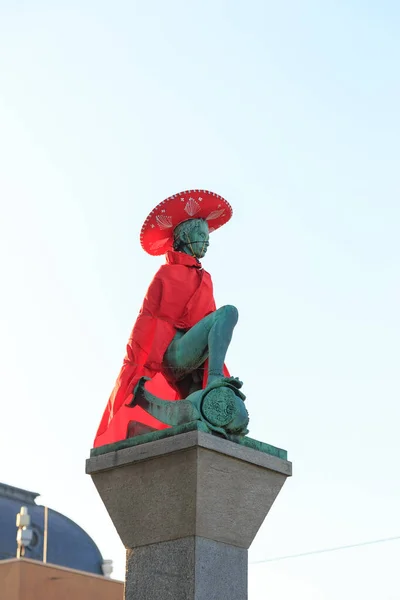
[205,376,245,400]
[227,376,243,389]
[207,375,243,389]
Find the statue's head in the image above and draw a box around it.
[173,218,209,259]
[140,190,232,256]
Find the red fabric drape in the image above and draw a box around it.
[93,251,219,448]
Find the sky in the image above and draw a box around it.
[0,1,399,597]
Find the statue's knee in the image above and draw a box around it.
[218,304,239,324]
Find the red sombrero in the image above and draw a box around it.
[140,189,232,256]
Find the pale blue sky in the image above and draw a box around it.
[0,1,399,598]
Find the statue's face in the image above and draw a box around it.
[177,219,210,258]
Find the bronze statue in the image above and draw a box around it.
[93,190,248,449]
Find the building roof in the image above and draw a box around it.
[0,482,104,575]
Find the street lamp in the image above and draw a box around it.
[16,506,33,558]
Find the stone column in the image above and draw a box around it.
[86,429,292,600]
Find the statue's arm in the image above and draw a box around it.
[143,273,164,316]
[140,271,177,369]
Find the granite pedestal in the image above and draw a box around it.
[86,429,292,600]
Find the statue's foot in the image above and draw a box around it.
[207,375,243,389]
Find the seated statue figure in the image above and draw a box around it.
[93,190,244,449]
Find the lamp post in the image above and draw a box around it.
[16,506,33,558]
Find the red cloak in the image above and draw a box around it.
[93,250,219,448]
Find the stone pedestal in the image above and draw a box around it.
[86,429,292,600]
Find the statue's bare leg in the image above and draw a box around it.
[163,304,239,394]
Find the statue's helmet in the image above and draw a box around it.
[140,190,232,256]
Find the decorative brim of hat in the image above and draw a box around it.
[140,190,232,256]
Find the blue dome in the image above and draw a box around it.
[0,482,104,575]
